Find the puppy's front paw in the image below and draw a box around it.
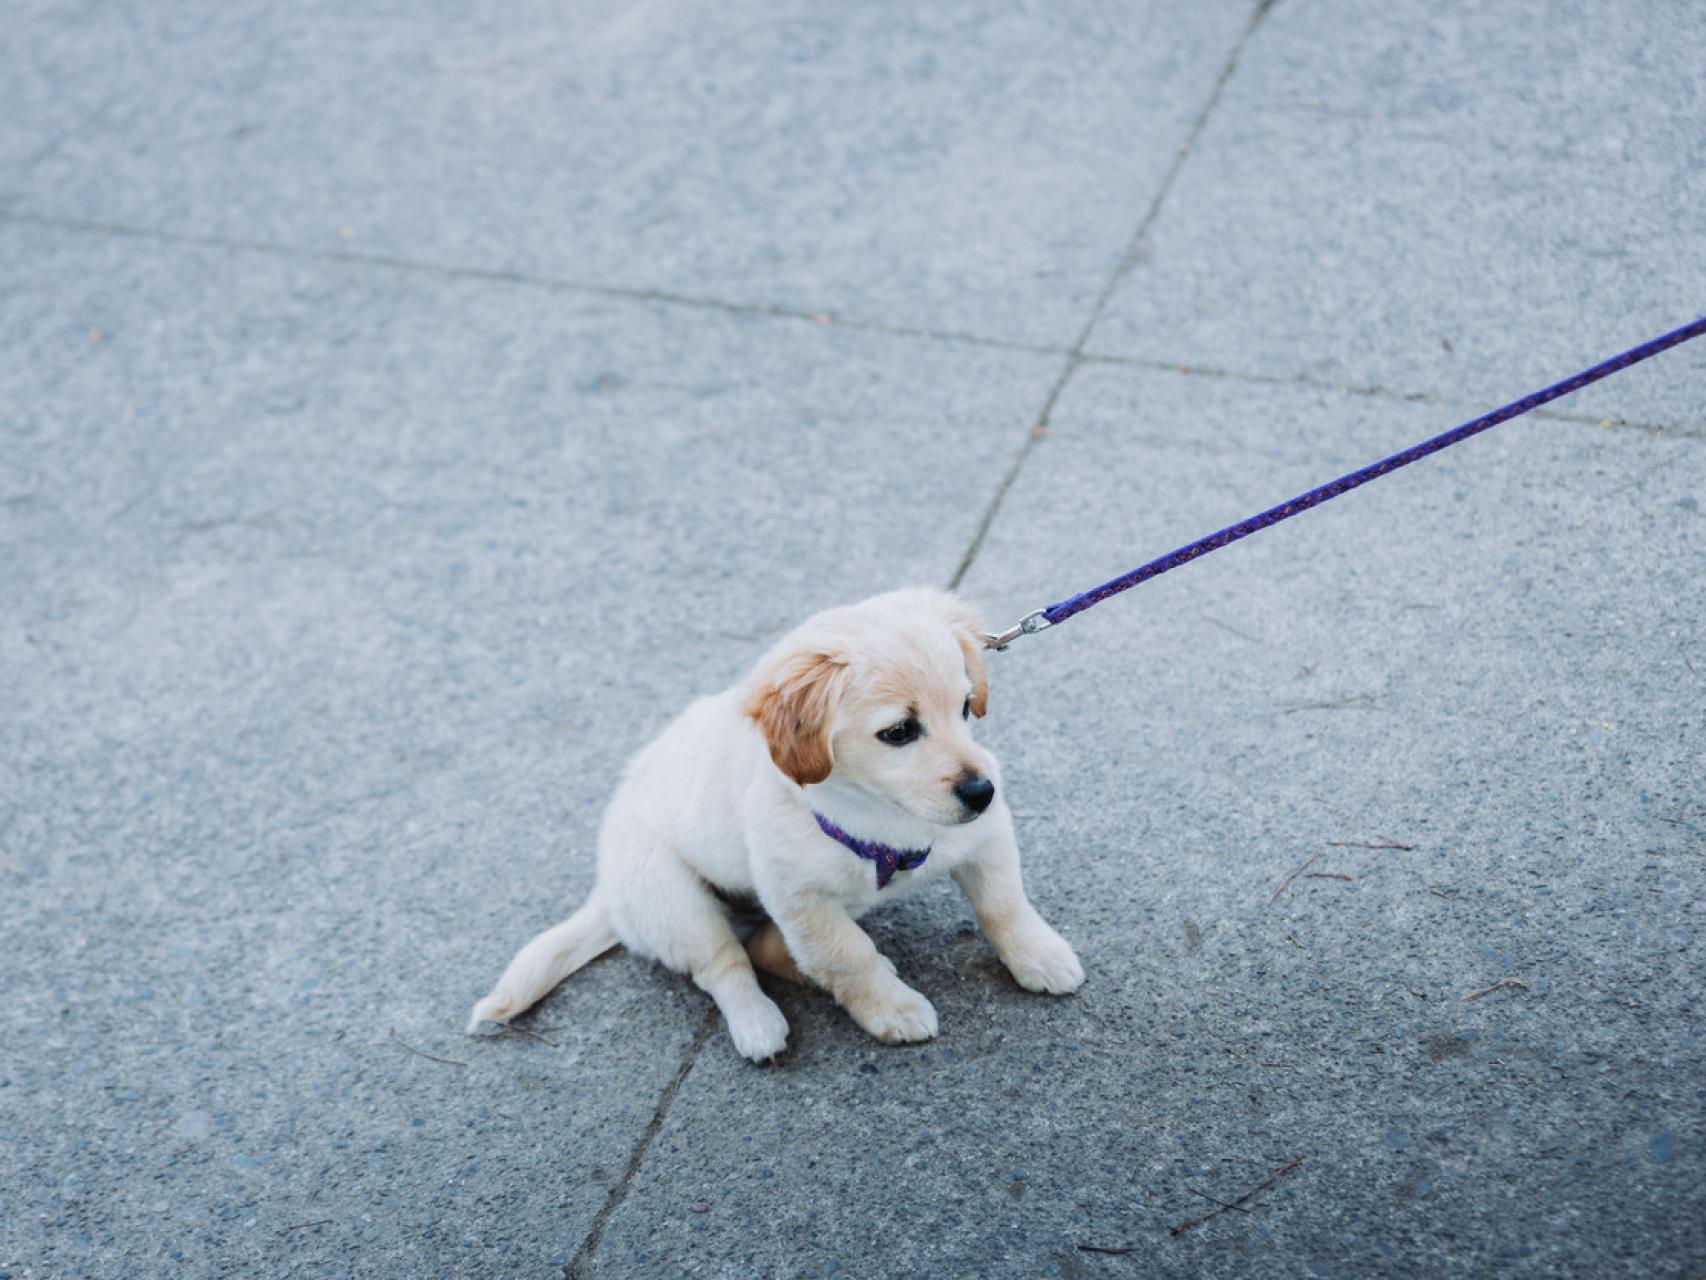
[726,996,791,1063]
[1002,929,1085,995]
[847,981,939,1045]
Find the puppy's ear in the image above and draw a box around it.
[933,594,990,718]
[956,628,989,718]
[746,649,851,786]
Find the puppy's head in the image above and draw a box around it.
[745,588,995,825]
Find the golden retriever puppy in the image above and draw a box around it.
[468,587,1083,1061]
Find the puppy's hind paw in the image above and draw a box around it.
[465,989,517,1035]
[1004,932,1085,996]
[726,997,790,1063]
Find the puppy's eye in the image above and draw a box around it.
[876,718,921,747]
[962,697,971,720]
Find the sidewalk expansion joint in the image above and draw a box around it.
[1079,352,1706,443]
[564,1008,719,1278]
[1,207,1690,443]
[950,0,1279,590]
[0,210,1059,359]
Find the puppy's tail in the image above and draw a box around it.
[466,891,617,1033]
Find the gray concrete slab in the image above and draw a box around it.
[3,0,1258,349]
[4,0,1705,1276]
[1087,0,1706,433]
[594,364,1703,1276]
[0,222,1058,1278]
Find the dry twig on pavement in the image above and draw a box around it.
[1268,855,1319,906]
[1170,1156,1306,1236]
[1461,977,1529,1004]
[388,1028,467,1068]
[1186,1187,1251,1213]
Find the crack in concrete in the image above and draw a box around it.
[950,0,1280,590]
[0,210,1061,359]
[1078,352,1706,443]
[0,205,1692,444]
[564,1008,719,1279]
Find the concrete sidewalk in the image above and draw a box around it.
[2,2,1701,1276]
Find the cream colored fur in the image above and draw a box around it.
[468,587,1083,1061]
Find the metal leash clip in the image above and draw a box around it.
[983,608,1052,652]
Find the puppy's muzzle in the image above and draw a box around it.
[954,773,995,818]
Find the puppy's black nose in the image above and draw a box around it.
[954,774,995,815]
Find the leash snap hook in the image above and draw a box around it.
[983,608,1052,652]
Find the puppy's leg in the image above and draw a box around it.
[771,895,938,1044]
[690,924,791,1063]
[607,847,789,1063]
[953,819,1084,995]
[745,920,807,986]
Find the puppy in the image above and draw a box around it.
[467,587,1083,1060]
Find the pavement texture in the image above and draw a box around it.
[1,1,1701,1277]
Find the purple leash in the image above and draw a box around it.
[984,315,1706,650]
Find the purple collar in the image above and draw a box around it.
[812,812,930,890]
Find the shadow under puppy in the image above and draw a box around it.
[469,587,1083,1060]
